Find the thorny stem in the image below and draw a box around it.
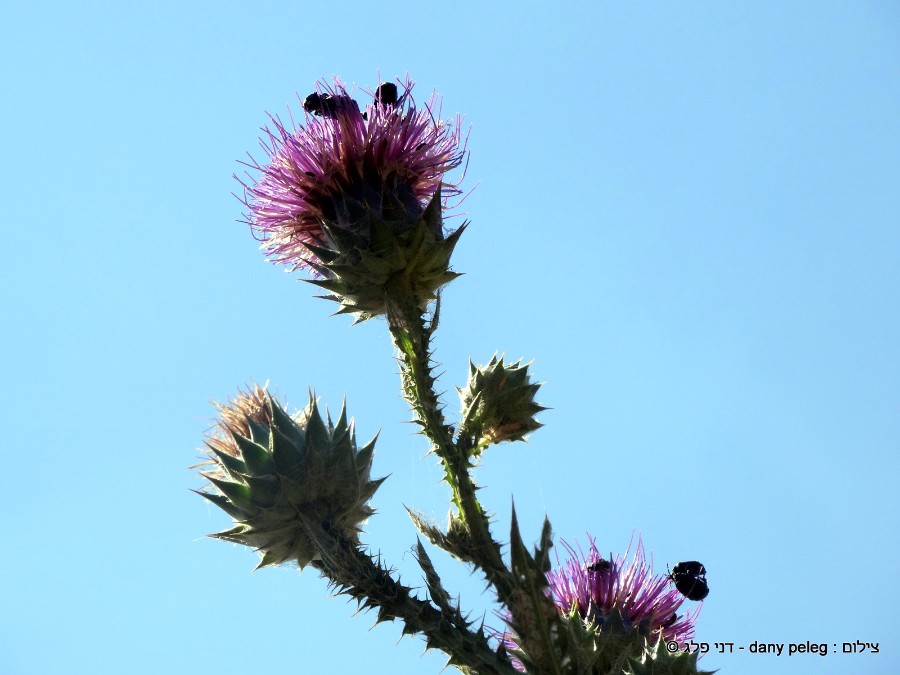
[386,293,567,675]
[308,524,518,675]
[386,295,513,597]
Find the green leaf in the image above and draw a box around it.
[193,489,252,520]
[421,186,444,235]
[303,242,339,264]
[414,540,453,613]
[271,427,304,476]
[536,516,554,573]
[357,476,386,502]
[254,548,292,570]
[205,476,253,510]
[508,503,530,576]
[333,401,349,436]
[354,434,378,475]
[306,278,345,293]
[205,444,247,477]
[267,394,300,438]
[304,398,330,453]
[232,433,275,475]
[245,417,270,447]
[245,475,280,508]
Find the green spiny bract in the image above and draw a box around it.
[305,189,464,322]
[560,607,654,674]
[554,609,714,675]
[625,636,717,675]
[508,608,710,675]
[458,355,545,455]
[197,385,385,569]
[503,508,562,674]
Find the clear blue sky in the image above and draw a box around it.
[2,2,898,674]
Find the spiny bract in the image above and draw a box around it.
[305,190,465,322]
[197,385,385,569]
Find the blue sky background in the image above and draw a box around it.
[2,2,898,674]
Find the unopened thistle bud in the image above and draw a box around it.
[458,355,545,453]
[196,385,385,569]
[239,76,468,321]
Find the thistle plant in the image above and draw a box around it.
[196,75,712,674]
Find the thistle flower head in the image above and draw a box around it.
[498,537,702,672]
[548,537,700,642]
[238,76,468,320]
[197,384,385,569]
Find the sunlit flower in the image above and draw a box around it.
[239,76,467,271]
[548,537,699,641]
[498,537,701,672]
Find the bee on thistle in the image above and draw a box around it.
[669,561,710,601]
[302,91,361,118]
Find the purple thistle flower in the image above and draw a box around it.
[548,537,700,642]
[497,537,701,672]
[238,76,467,272]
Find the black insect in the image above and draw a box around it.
[661,613,678,628]
[585,557,611,573]
[669,561,709,601]
[302,92,360,118]
[375,82,399,106]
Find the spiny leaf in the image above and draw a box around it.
[232,432,275,475]
[193,489,250,520]
[414,540,453,611]
[205,444,247,477]
[205,475,253,510]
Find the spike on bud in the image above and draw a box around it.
[458,355,545,454]
[196,384,385,569]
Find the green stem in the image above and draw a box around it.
[386,295,512,597]
[386,295,565,674]
[310,525,518,675]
